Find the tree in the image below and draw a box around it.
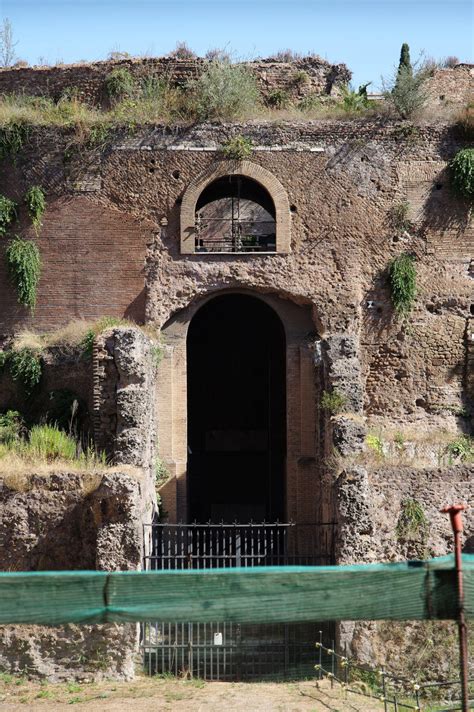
[396,43,413,87]
[0,18,17,67]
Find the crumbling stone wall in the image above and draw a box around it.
[0,56,351,107]
[93,327,157,471]
[0,469,153,680]
[423,64,474,114]
[336,464,474,679]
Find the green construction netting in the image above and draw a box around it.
[0,555,473,626]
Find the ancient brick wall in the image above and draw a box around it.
[423,64,474,114]
[0,56,350,107]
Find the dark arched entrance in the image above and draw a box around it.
[187,294,286,522]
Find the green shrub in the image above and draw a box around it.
[28,424,77,460]
[445,436,474,464]
[192,61,261,121]
[396,499,429,541]
[0,194,16,235]
[9,347,42,392]
[151,343,164,369]
[321,390,347,414]
[366,433,384,458]
[25,185,46,233]
[341,84,370,112]
[292,70,310,86]
[105,68,135,101]
[0,120,30,159]
[449,148,474,198]
[387,64,427,119]
[267,89,289,109]
[5,236,41,309]
[222,135,253,160]
[388,253,417,316]
[0,410,23,443]
[155,456,169,487]
[169,41,196,60]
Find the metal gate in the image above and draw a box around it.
[141,522,335,681]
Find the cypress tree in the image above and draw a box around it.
[398,43,413,77]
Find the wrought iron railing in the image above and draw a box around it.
[141,522,336,680]
[194,218,276,253]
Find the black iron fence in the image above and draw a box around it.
[141,522,335,680]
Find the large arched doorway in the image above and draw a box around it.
[187,294,286,522]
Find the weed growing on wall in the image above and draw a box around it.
[0,119,29,159]
[8,347,42,392]
[222,135,253,160]
[267,89,289,109]
[24,185,46,233]
[0,410,23,443]
[105,68,135,102]
[5,236,41,310]
[366,433,385,458]
[449,148,474,198]
[0,194,16,235]
[388,253,417,317]
[444,436,474,464]
[388,201,412,233]
[321,390,347,414]
[81,316,131,357]
[396,499,429,542]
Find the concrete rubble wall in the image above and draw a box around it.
[0,469,153,680]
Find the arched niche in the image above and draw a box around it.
[180,161,291,254]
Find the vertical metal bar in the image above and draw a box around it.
[331,638,335,689]
[441,505,469,712]
[318,629,323,681]
[382,666,388,712]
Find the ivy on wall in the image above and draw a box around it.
[0,194,16,236]
[450,148,474,198]
[25,185,46,234]
[5,236,41,310]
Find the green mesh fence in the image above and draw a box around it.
[0,555,472,626]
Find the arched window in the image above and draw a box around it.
[195,175,276,253]
[180,161,291,255]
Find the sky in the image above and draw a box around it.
[1,0,473,90]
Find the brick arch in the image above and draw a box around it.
[180,160,291,254]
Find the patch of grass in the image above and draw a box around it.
[5,236,41,310]
[321,390,347,414]
[388,252,417,317]
[222,135,253,160]
[28,425,77,460]
[0,193,17,235]
[396,498,429,542]
[81,316,132,358]
[151,342,164,369]
[24,185,46,234]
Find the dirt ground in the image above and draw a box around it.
[0,674,386,711]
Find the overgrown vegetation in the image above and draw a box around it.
[0,193,16,235]
[267,89,289,109]
[0,410,23,443]
[396,498,429,543]
[366,433,384,458]
[449,148,474,198]
[321,390,347,414]
[81,316,131,357]
[388,253,417,317]
[191,60,262,121]
[222,135,253,160]
[384,43,429,119]
[8,347,42,392]
[0,119,30,159]
[5,236,41,310]
[104,67,135,102]
[444,435,474,464]
[24,185,46,233]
